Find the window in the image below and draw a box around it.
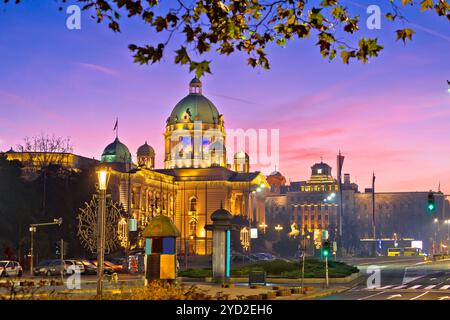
[189,197,197,213]
[318,215,322,220]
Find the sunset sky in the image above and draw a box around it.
[0,1,449,192]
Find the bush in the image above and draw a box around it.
[179,259,359,279]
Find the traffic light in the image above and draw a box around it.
[322,240,331,258]
[55,242,60,257]
[427,192,436,213]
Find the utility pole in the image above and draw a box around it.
[96,167,110,299]
[336,151,344,257]
[29,218,62,277]
[372,172,376,257]
[325,255,329,288]
[29,226,36,277]
[60,239,64,283]
[97,185,106,297]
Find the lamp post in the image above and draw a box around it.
[434,218,440,254]
[445,220,450,254]
[96,167,110,298]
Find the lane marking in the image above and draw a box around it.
[409,285,422,289]
[424,285,436,290]
[410,291,429,300]
[387,294,402,300]
[438,296,450,300]
[358,291,387,300]
[440,285,450,290]
[379,285,394,289]
[392,285,407,289]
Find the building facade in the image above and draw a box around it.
[266,160,449,255]
[100,79,269,255]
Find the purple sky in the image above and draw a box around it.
[0,1,449,192]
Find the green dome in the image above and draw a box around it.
[167,79,221,125]
[101,137,132,163]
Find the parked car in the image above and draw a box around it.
[78,259,97,275]
[0,261,23,277]
[64,260,85,275]
[91,260,114,275]
[33,259,52,276]
[34,259,64,276]
[104,260,124,273]
[109,257,127,272]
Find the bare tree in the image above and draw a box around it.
[16,133,73,168]
[16,133,74,215]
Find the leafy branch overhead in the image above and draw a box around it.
[5,0,450,77]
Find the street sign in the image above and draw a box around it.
[250,228,258,239]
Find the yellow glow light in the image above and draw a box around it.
[97,167,111,191]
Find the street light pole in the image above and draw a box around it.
[28,218,62,277]
[29,227,35,277]
[96,167,110,299]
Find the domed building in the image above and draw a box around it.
[98,78,269,256]
[101,137,132,165]
[164,78,226,169]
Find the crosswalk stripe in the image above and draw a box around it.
[424,285,436,290]
[439,285,450,290]
[409,285,422,289]
[379,285,393,289]
[392,285,407,289]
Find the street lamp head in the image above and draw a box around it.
[434,218,439,223]
[97,167,111,191]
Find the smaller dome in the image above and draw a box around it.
[211,208,233,222]
[234,151,249,160]
[101,137,132,164]
[142,215,180,238]
[137,141,155,157]
[190,77,202,85]
[269,171,282,176]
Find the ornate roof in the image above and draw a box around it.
[101,137,132,164]
[211,207,233,222]
[142,215,180,238]
[167,78,221,125]
[137,141,155,157]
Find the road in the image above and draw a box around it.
[323,256,450,300]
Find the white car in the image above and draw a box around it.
[0,261,23,277]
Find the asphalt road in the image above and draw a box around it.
[323,257,450,300]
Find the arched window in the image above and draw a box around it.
[189,197,197,213]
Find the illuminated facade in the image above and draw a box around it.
[100,78,269,255]
[266,161,449,254]
[164,78,226,169]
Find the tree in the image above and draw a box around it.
[5,1,449,77]
[16,133,74,214]
[16,133,73,169]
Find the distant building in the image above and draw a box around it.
[266,160,449,254]
[4,150,98,176]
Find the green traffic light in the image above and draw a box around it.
[323,249,329,257]
[428,203,436,212]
